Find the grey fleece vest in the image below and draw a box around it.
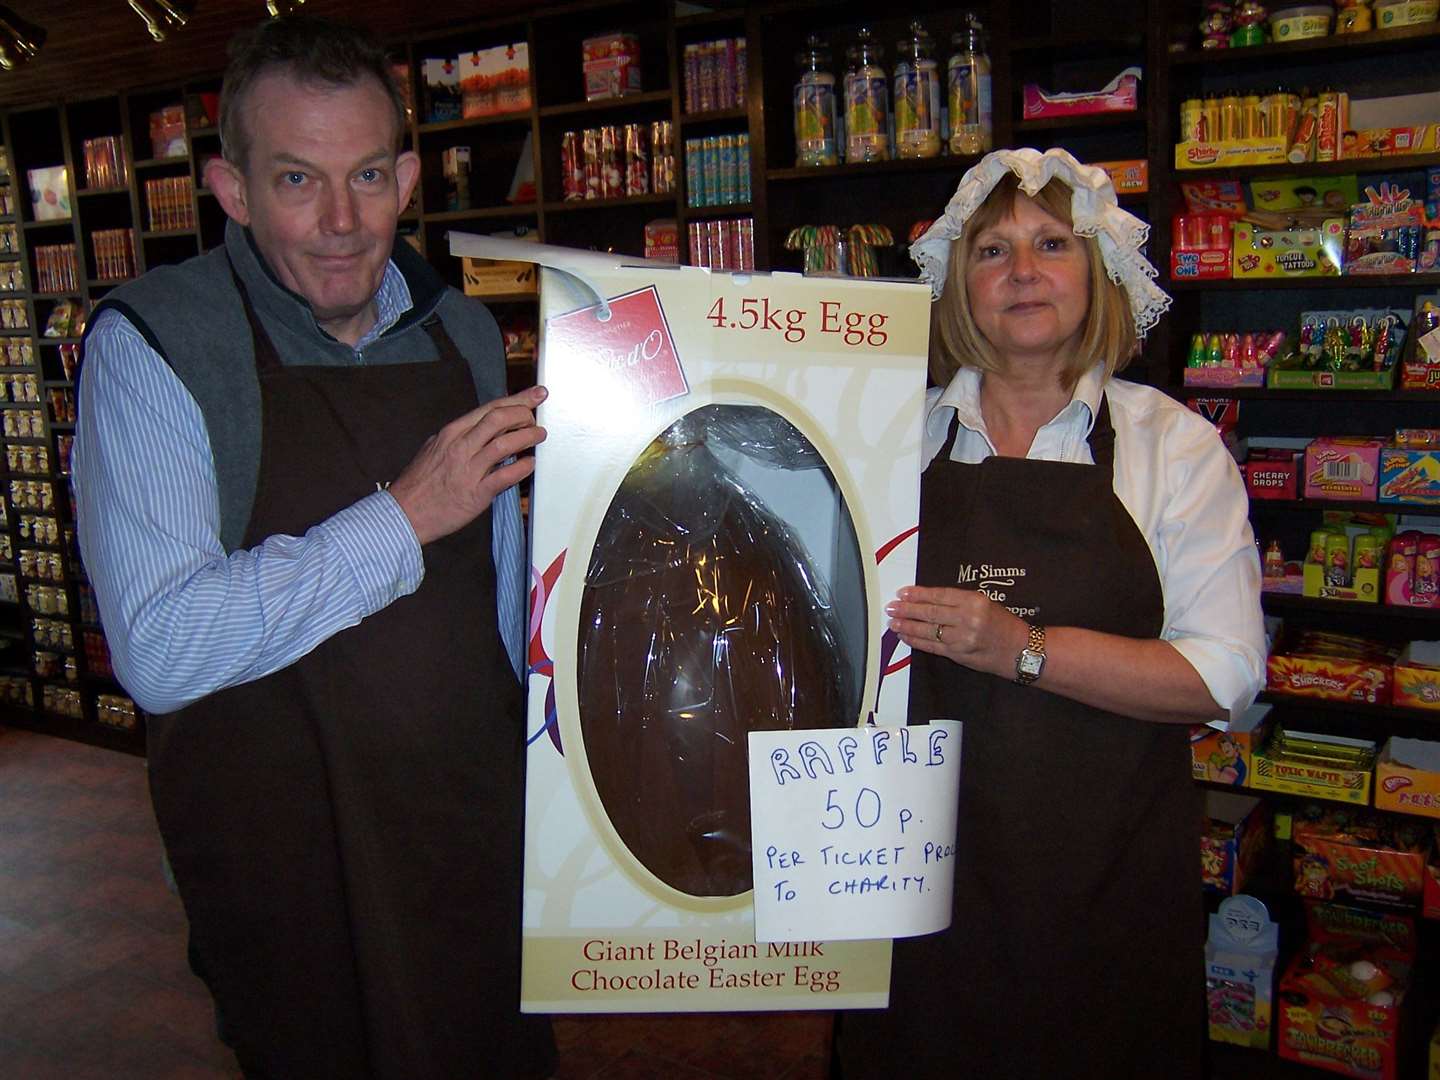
[87,219,510,552]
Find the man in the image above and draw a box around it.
[74,15,555,1078]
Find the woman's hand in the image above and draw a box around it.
[886,585,1029,681]
[888,585,1226,724]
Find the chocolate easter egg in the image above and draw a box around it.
[577,406,864,897]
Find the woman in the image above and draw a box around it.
[836,148,1265,1078]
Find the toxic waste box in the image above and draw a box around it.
[452,234,930,1012]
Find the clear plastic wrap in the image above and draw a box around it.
[578,404,864,897]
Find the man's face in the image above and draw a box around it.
[209,70,419,345]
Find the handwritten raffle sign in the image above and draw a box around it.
[748,722,962,943]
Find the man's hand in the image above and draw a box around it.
[389,386,548,546]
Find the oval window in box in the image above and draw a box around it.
[576,404,867,898]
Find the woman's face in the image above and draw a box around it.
[964,194,1091,371]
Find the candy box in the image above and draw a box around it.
[1250,177,1359,214]
[582,32,642,101]
[1207,895,1279,1049]
[1278,903,1414,1080]
[1190,702,1274,785]
[1203,791,1271,894]
[1266,629,1397,706]
[1251,728,1376,804]
[1376,736,1440,815]
[459,44,531,119]
[450,232,930,1013]
[1392,642,1440,712]
[1175,136,1289,171]
[1305,437,1384,501]
[1233,219,1344,279]
[1379,448,1440,506]
[421,57,461,123]
[1424,859,1440,920]
[1021,66,1138,119]
[1092,159,1147,194]
[1171,247,1232,281]
[1246,448,1301,500]
[1292,804,1429,908]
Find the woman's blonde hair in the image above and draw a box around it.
[929,174,1137,389]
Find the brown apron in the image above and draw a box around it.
[839,397,1202,1078]
[146,275,555,1079]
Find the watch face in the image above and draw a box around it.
[1017,651,1044,678]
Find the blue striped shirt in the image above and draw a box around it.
[73,261,527,716]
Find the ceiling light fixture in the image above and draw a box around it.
[128,0,196,43]
[0,5,45,71]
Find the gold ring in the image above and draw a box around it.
[934,623,944,643]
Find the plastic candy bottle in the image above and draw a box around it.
[947,12,992,155]
[894,20,941,159]
[794,34,839,167]
[844,27,889,163]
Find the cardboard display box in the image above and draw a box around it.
[1249,731,1370,806]
[452,233,930,1013]
[1206,895,1279,1049]
[1393,643,1440,712]
[1278,904,1414,1080]
[1379,448,1440,506]
[1292,804,1429,908]
[1190,702,1274,786]
[1202,791,1270,894]
[1377,737,1440,816]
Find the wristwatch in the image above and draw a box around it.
[1014,624,1046,686]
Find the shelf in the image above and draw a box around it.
[1262,592,1440,623]
[22,218,73,230]
[768,155,980,181]
[679,108,748,127]
[469,293,537,305]
[542,193,674,213]
[1168,271,1440,291]
[1260,690,1440,725]
[32,292,79,301]
[538,90,672,119]
[131,156,191,170]
[422,204,538,224]
[139,228,197,240]
[76,186,130,198]
[1251,496,1440,515]
[1176,385,1439,402]
[674,8,745,29]
[1013,111,1143,133]
[86,278,135,289]
[36,337,81,346]
[1168,21,1440,68]
[1011,32,1143,54]
[683,201,752,219]
[417,112,532,135]
[189,126,218,138]
[1173,150,1440,182]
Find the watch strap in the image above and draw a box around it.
[1014,624,1046,686]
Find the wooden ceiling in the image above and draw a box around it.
[0,0,538,108]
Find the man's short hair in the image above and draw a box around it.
[219,14,407,172]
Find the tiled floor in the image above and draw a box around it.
[0,726,830,1079]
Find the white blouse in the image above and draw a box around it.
[925,363,1267,722]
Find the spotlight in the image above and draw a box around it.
[266,0,305,15]
[0,5,45,71]
[128,0,196,43]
